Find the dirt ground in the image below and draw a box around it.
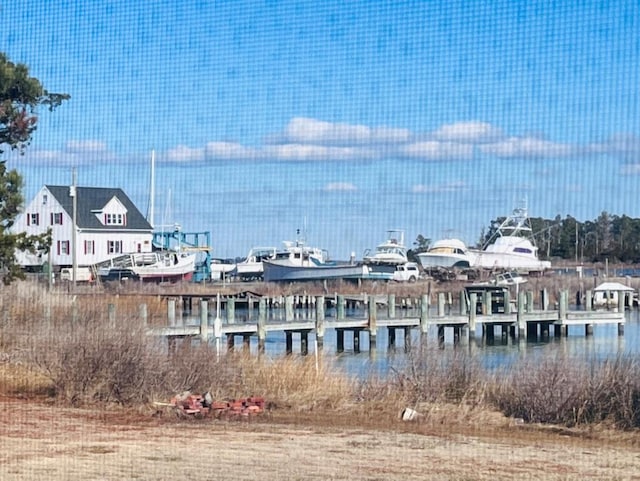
[1,398,640,481]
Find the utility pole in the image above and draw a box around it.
[70,168,77,289]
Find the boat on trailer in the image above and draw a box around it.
[96,250,196,282]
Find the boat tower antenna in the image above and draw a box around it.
[147,150,155,229]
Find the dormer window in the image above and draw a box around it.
[104,213,126,225]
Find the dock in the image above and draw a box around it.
[140,287,629,354]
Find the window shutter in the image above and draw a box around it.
[50,213,53,225]
[27,214,30,226]
[56,241,60,256]
[60,214,63,225]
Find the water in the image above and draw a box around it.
[186,305,640,378]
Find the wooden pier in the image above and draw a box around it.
[145,287,629,354]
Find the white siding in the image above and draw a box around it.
[12,186,153,268]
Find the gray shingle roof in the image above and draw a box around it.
[45,185,153,231]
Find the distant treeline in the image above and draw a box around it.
[482,212,640,263]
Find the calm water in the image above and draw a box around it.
[188,304,640,378]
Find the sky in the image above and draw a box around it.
[2,1,640,260]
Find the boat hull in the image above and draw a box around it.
[97,251,196,283]
[263,260,369,282]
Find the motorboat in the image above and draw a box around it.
[262,239,365,282]
[363,230,408,265]
[229,246,278,281]
[472,204,551,273]
[417,238,476,270]
[96,250,196,282]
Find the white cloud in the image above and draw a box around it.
[480,137,574,158]
[65,140,108,153]
[412,181,466,193]
[166,145,205,162]
[432,121,503,143]
[401,141,473,161]
[323,182,357,191]
[264,143,374,161]
[205,141,261,160]
[281,117,410,145]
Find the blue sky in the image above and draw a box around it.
[3,1,640,259]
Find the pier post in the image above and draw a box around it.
[453,326,460,345]
[138,303,147,328]
[227,298,235,324]
[315,296,325,349]
[336,295,345,321]
[243,334,251,351]
[503,291,511,315]
[459,290,467,315]
[285,332,293,355]
[526,291,534,313]
[285,296,294,322]
[420,294,429,335]
[541,289,549,310]
[177,296,186,326]
[336,329,344,353]
[214,298,222,357]
[618,322,625,336]
[469,293,477,339]
[301,330,309,356]
[167,298,176,327]
[227,334,235,352]
[437,293,445,317]
[368,298,377,350]
[484,324,494,344]
[258,297,267,353]
[559,290,568,322]
[199,300,208,343]
[388,294,396,320]
[437,325,445,348]
[618,290,626,313]
[483,290,492,315]
[517,291,526,340]
[585,324,593,336]
[404,327,412,352]
[585,290,593,311]
[388,328,396,350]
[353,329,361,353]
[108,303,116,329]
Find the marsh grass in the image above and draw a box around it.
[2,280,640,432]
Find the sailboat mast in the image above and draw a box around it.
[148,150,155,229]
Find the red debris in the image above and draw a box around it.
[168,392,265,418]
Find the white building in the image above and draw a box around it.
[12,185,153,269]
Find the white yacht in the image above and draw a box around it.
[472,204,551,272]
[417,238,476,270]
[363,229,408,265]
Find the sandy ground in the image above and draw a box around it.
[1,398,640,481]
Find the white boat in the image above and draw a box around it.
[417,238,476,270]
[472,204,551,273]
[96,250,196,282]
[363,230,408,265]
[228,246,278,281]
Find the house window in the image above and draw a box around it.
[42,194,48,205]
[107,240,123,254]
[51,212,63,225]
[57,240,70,255]
[27,213,39,226]
[104,213,126,226]
[84,240,95,255]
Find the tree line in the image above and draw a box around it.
[410,212,640,265]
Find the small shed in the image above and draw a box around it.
[592,282,635,308]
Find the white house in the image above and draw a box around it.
[12,185,154,269]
